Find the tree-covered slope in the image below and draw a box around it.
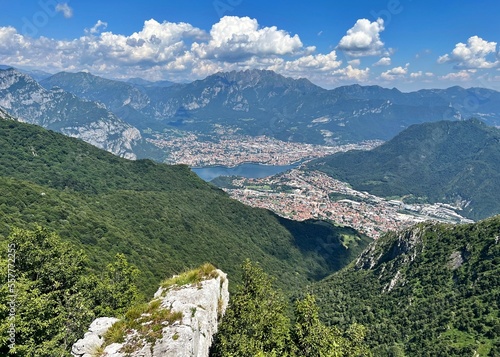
[0,117,370,296]
[312,216,500,356]
[307,119,500,220]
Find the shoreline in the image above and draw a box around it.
[189,159,308,170]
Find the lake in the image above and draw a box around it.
[191,162,300,181]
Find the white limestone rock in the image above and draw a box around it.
[72,317,119,357]
[74,268,229,357]
[89,317,120,336]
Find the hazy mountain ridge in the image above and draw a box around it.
[312,216,500,356]
[307,119,500,220]
[0,68,142,159]
[125,77,176,88]
[41,71,151,112]
[40,69,500,144]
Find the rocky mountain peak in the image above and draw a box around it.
[0,67,39,91]
[205,68,319,91]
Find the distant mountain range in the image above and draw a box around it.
[0,64,53,82]
[40,69,500,144]
[125,77,176,88]
[2,67,500,161]
[307,119,500,220]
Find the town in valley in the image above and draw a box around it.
[151,130,473,239]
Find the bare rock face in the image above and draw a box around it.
[149,271,229,357]
[71,317,119,357]
[72,267,229,357]
[354,224,427,292]
[0,68,142,160]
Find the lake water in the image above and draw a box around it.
[191,162,300,181]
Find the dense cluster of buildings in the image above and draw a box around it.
[149,131,471,238]
[147,131,381,167]
[224,169,472,239]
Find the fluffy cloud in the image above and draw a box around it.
[0,16,352,85]
[380,64,409,80]
[410,71,434,79]
[6,15,494,89]
[85,20,108,35]
[0,19,209,78]
[337,18,385,57]
[439,70,475,81]
[55,3,73,19]
[332,65,370,81]
[0,26,27,51]
[348,59,361,67]
[438,36,499,69]
[283,50,342,73]
[191,16,303,62]
[373,57,391,66]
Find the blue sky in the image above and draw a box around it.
[0,0,499,91]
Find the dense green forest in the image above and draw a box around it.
[312,215,500,356]
[0,117,370,296]
[210,260,371,357]
[0,227,140,356]
[0,116,372,354]
[308,119,500,220]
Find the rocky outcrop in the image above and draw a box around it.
[72,267,229,357]
[0,68,142,159]
[71,317,119,357]
[356,225,425,271]
[0,107,14,120]
[355,224,427,292]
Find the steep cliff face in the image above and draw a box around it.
[355,224,426,292]
[0,107,14,120]
[0,68,142,159]
[72,265,229,357]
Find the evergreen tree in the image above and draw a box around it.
[211,261,372,357]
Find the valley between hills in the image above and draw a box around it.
[0,67,499,356]
[1,1,500,354]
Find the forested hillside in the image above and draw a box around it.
[0,117,370,297]
[312,216,500,356]
[308,119,500,220]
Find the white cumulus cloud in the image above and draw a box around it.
[410,71,434,79]
[85,20,108,35]
[283,50,342,73]
[5,15,496,89]
[191,16,303,62]
[373,57,391,66]
[380,63,409,80]
[337,18,385,57]
[332,65,370,81]
[55,3,73,19]
[348,59,361,67]
[439,70,475,81]
[438,36,499,69]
